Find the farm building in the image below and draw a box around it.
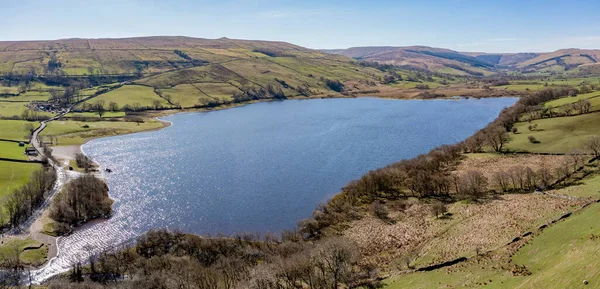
[25,147,38,156]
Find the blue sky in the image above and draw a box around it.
[2,0,600,52]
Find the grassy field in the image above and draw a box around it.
[65,111,127,118]
[0,101,54,119]
[0,238,48,266]
[156,83,205,108]
[41,119,166,145]
[0,161,40,203]
[0,120,37,141]
[0,85,20,94]
[80,85,170,109]
[0,101,27,117]
[193,83,239,101]
[506,112,600,153]
[543,91,600,111]
[0,91,51,102]
[550,173,600,198]
[510,202,600,288]
[384,172,600,289]
[0,140,30,160]
[496,83,545,91]
[78,83,122,97]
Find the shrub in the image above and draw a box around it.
[370,201,389,220]
[528,136,538,143]
[75,152,94,171]
[323,78,344,92]
[431,203,448,219]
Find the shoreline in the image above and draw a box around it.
[30,95,519,271]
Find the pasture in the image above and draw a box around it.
[0,161,40,203]
[0,120,37,141]
[384,181,600,289]
[544,91,600,111]
[80,85,170,109]
[41,119,166,145]
[156,83,205,108]
[0,101,27,118]
[506,112,600,153]
[0,238,48,266]
[0,91,51,102]
[0,140,29,160]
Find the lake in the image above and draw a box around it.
[33,97,517,281]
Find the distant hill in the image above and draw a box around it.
[0,36,388,97]
[323,46,505,76]
[324,46,600,76]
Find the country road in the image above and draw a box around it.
[7,108,73,263]
[12,82,128,282]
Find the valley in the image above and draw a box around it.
[0,36,598,288]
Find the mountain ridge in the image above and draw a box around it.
[323,45,600,76]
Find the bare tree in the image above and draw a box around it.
[94,100,106,118]
[573,99,591,114]
[430,203,448,219]
[492,171,510,192]
[459,170,489,198]
[585,136,600,160]
[537,167,553,188]
[108,101,119,112]
[152,100,161,110]
[568,150,585,171]
[313,238,358,289]
[484,125,507,152]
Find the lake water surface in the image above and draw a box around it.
[33,97,517,281]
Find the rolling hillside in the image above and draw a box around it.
[325,46,600,75]
[323,46,499,76]
[0,36,390,99]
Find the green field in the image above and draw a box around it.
[0,101,27,117]
[552,173,600,198]
[506,112,600,153]
[0,140,30,160]
[0,86,20,94]
[80,85,171,109]
[78,83,121,97]
[0,101,54,119]
[0,120,37,141]
[156,83,206,108]
[65,111,127,118]
[41,119,166,145]
[384,173,600,289]
[496,83,545,91]
[0,161,40,202]
[193,83,240,101]
[0,91,51,102]
[510,202,600,288]
[0,238,48,266]
[543,91,600,111]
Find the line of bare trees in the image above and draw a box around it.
[297,86,597,238]
[2,166,57,229]
[523,98,592,121]
[47,229,378,289]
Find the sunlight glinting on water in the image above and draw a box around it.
[32,97,517,283]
